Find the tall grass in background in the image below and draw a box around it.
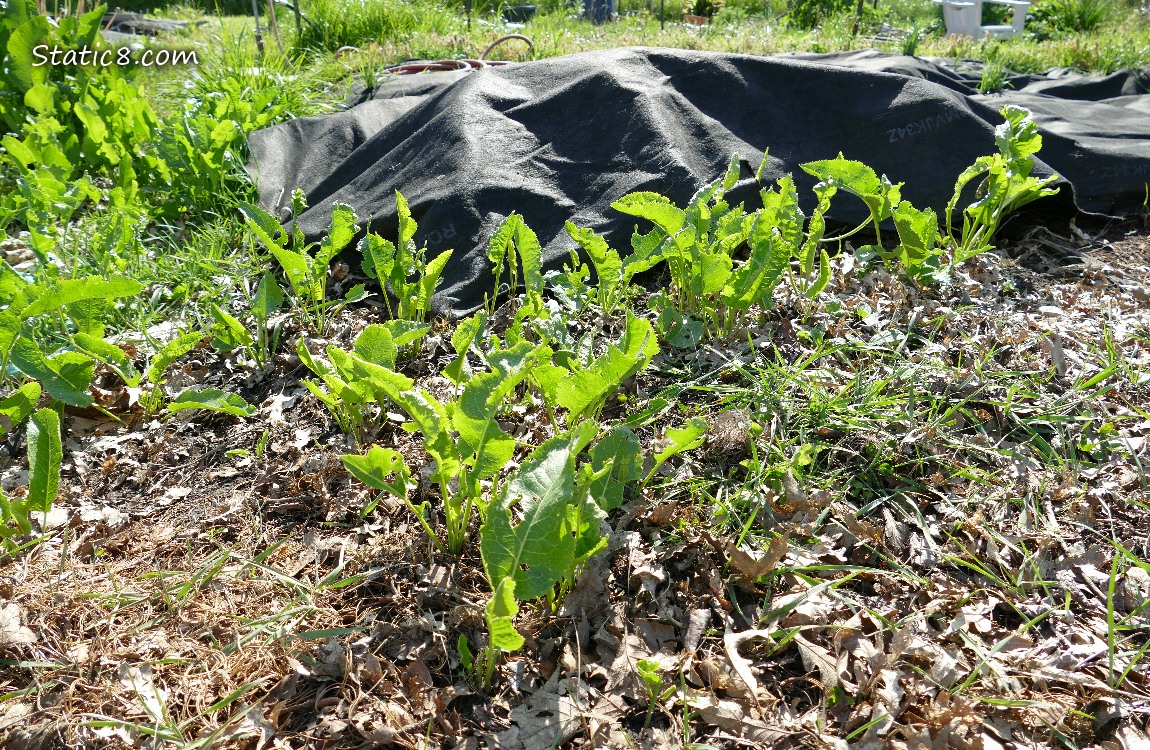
[295,0,462,52]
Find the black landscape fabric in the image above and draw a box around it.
[247,47,1150,315]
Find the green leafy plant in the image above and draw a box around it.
[599,155,803,344]
[338,338,547,553]
[564,222,630,315]
[139,332,256,418]
[240,194,366,335]
[0,381,40,433]
[1,271,143,407]
[682,0,725,15]
[0,0,174,244]
[340,445,419,522]
[486,213,545,319]
[473,423,604,687]
[946,105,1060,262]
[206,286,284,373]
[978,59,1009,94]
[297,320,431,442]
[252,272,286,367]
[800,154,943,282]
[0,407,61,553]
[531,311,659,425]
[359,190,452,325]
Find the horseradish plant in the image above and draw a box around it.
[240,194,367,336]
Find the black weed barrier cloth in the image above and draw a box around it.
[247,48,1150,315]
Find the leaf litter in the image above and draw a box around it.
[2,222,1150,748]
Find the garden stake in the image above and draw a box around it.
[249,0,265,56]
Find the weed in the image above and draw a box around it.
[241,194,366,335]
[979,59,1009,93]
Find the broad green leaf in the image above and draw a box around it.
[72,333,140,386]
[353,324,398,370]
[806,247,832,299]
[395,191,417,255]
[452,341,538,480]
[892,201,939,267]
[721,154,741,191]
[20,276,143,319]
[268,246,312,302]
[798,183,834,283]
[997,104,1043,161]
[23,83,54,115]
[302,378,344,416]
[6,16,52,90]
[0,382,41,430]
[26,407,61,515]
[802,155,900,223]
[343,284,369,304]
[655,305,706,349]
[359,233,396,282]
[481,423,597,601]
[65,297,110,338]
[208,304,254,353]
[760,176,805,251]
[588,426,643,511]
[297,337,336,380]
[802,155,881,200]
[145,332,203,386]
[514,220,543,305]
[487,214,516,284]
[385,320,432,350]
[252,271,284,323]
[444,312,486,384]
[10,339,94,407]
[316,203,359,270]
[341,445,409,497]
[553,314,658,422]
[484,577,525,652]
[487,215,543,310]
[568,486,607,565]
[612,192,686,238]
[565,222,622,308]
[457,634,474,672]
[0,259,29,306]
[621,227,670,281]
[168,388,256,417]
[646,417,707,483]
[693,253,734,298]
[239,202,286,254]
[721,216,779,310]
[417,249,452,315]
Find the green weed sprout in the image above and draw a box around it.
[359,190,452,326]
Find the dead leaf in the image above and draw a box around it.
[0,603,36,647]
[727,535,789,582]
[794,632,843,691]
[118,662,165,721]
[724,627,774,699]
[506,676,589,750]
[684,608,710,654]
